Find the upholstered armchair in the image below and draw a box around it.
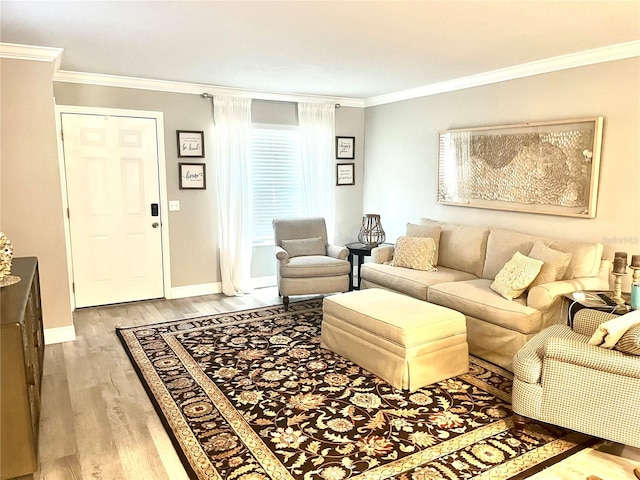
[512,308,640,448]
[273,217,350,309]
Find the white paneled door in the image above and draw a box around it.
[61,113,165,307]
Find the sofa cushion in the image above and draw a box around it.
[388,236,437,271]
[281,237,326,258]
[420,218,489,277]
[428,279,543,334]
[491,252,544,301]
[406,223,441,264]
[527,241,573,288]
[482,228,538,280]
[279,255,350,278]
[548,239,603,279]
[361,263,477,301]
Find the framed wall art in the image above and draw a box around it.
[336,136,355,159]
[336,163,355,186]
[177,130,205,158]
[437,117,603,218]
[179,163,206,189]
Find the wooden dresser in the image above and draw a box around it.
[1,257,44,479]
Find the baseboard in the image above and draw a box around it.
[44,325,77,345]
[252,275,277,289]
[171,282,222,299]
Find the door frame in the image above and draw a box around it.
[55,105,172,309]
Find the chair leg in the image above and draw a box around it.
[283,296,289,310]
[513,413,528,437]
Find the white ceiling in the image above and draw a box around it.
[2,1,639,101]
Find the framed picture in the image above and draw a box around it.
[336,136,355,159]
[336,163,355,186]
[437,117,603,218]
[179,163,206,189]
[177,130,205,158]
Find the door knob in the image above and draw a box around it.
[152,222,160,228]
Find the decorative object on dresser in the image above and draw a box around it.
[357,213,385,246]
[0,231,21,287]
[1,257,45,478]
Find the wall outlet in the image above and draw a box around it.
[169,200,180,211]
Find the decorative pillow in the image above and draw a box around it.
[615,324,640,355]
[387,236,437,272]
[490,252,544,300]
[527,241,573,289]
[281,237,325,258]
[406,223,441,265]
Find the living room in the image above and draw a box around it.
[1,2,639,479]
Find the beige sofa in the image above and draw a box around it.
[360,218,611,371]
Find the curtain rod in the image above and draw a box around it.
[200,93,340,108]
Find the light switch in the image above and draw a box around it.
[169,200,181,211]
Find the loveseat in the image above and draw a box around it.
[360,218,611,371]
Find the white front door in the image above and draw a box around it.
[61,113,165,307]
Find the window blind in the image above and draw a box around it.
[251,126,303,244]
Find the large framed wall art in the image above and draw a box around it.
[437,117,603,218]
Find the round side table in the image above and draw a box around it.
[345,242,392,290]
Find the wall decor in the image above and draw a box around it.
[336,136,355,159]
[177,130,205,158]
[179,163,206,189]
[336,163,355,186]
[437,117,603,218]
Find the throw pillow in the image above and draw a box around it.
[490,251,544,300]
[406,223,441,265]
[527,241,573,289]
[281,237,325,258]
[615,324,640,355]
[388,236,437,272]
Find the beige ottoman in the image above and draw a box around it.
[321,288,468,392]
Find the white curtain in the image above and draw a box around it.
[213,95,253,296]
[298,103,336,241]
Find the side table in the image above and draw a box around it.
[345,242,392,290]
[563,291,630,327]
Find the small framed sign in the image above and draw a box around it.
[336,163,355,186]
[177,130,205,158]
[179,163,206,189]
[336,136,355,159]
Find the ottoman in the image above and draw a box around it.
[321,288,468,391]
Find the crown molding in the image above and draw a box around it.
[53,70,366,108]
[364,40,640,107]
[0,42,63,71]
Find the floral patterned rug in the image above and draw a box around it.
[117,299,594,480]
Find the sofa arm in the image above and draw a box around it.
[327,244,349,260]
[544,336,640,379]
[371,245,395,264]
[573,309,619,337]
[274,246,289,262]
[527,277,608,311]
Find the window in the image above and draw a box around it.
[251,125,302,244]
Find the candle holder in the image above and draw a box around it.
[357,214,385,247]
[612,272,626,305]
[631,265,640,284]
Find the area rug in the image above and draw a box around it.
[116,299,594,480]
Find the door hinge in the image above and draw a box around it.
[60,128,64,141]
[66,207,70,219]
[72,282,75,293]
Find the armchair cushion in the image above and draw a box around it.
[617,324,640,355]
[279,256,351,278]
[281,237,325,258]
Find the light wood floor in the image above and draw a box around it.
[33,287,639,480]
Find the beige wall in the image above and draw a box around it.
[53,84,366,288]
[363,58,640,279]
[1,58,73,330]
